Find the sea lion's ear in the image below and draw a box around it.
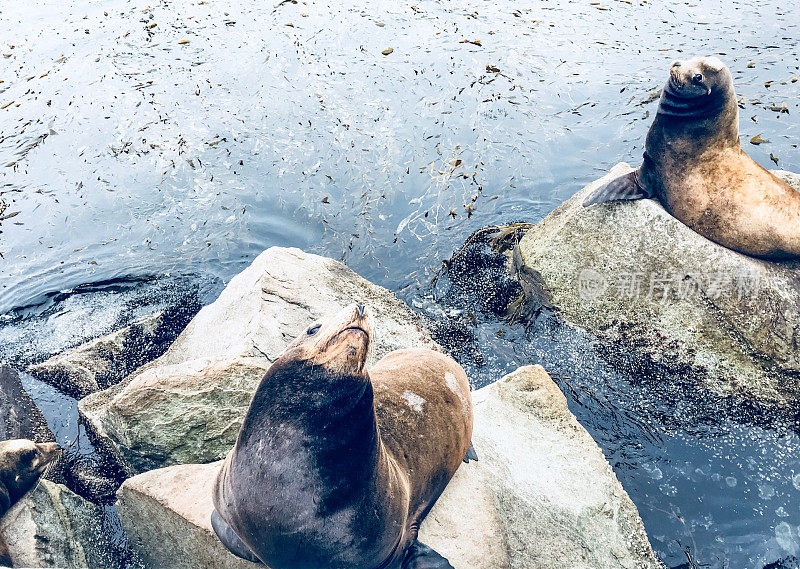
[583,170,653,207]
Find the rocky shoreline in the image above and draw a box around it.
[2,245,667,568]
[4,163,799,566]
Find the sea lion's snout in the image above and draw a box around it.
[33,442,63,473]
[0,439,62,479]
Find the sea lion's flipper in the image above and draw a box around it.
[402,541,455,569]
[583,169,652,206]
[211,509,263,564]
[463,442,478,463]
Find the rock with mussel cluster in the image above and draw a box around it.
[508,163,800,407]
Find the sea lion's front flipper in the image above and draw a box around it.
[583,169,652,206]
[211,509,263,564]
[463,441,478,463]
[402,541,455,569]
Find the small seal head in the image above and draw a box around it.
[666,56,727,98]
[0,439,62,516]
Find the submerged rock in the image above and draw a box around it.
[513,163,800,406]
[117,365,662,569]
[0,480,106,569]
[0,365,53,443]
[28,303,200,399]
[79,247,438,474]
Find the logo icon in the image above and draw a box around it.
[578,268,608,302]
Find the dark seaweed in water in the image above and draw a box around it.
[440,242,522,317]
[764,557,800,569]
[0,275,208,370]
[54,449,127,506]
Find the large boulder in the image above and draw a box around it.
[117,366,662,569]
[79,247,438,474]
[514,163,800,405]
[0,480,107,569]
[28,305,199,399]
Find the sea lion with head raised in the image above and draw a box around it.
[585,56,800,259]
[0,439,62,517]
[211,303,474,569]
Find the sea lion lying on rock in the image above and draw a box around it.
[212,303,474,568]
[0,439,62,517]
[585,56,800,260]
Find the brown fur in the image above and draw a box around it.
[643,56,800,259]
[371,348,473,537]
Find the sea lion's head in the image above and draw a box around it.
[284,303,373,378]
[656,56,738,141]
[667,56,732,98]
[0,439,62,499]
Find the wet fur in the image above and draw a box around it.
[588,56,800,259]
[212,305,472,569]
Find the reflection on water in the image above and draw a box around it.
[1,0,799,567]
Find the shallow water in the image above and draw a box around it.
[1,0,799,567]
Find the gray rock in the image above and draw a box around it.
[79,247,438,474]
[0,479,106,569]
[28,305,198,399]
[515,163,800,405]
[0,365,53,443]
[117,365,662,569]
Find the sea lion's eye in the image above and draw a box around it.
[692,74,704,85]
[307,324,321,336]
[20,449,36,463]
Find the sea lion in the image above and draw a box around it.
[0,439,62,517]
[211,303,474,569]
[585,56,800,259]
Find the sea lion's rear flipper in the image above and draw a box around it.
[211,509,263,564]
[463,442,478,463]
[583,169,652,206]
[402,541,455,569]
